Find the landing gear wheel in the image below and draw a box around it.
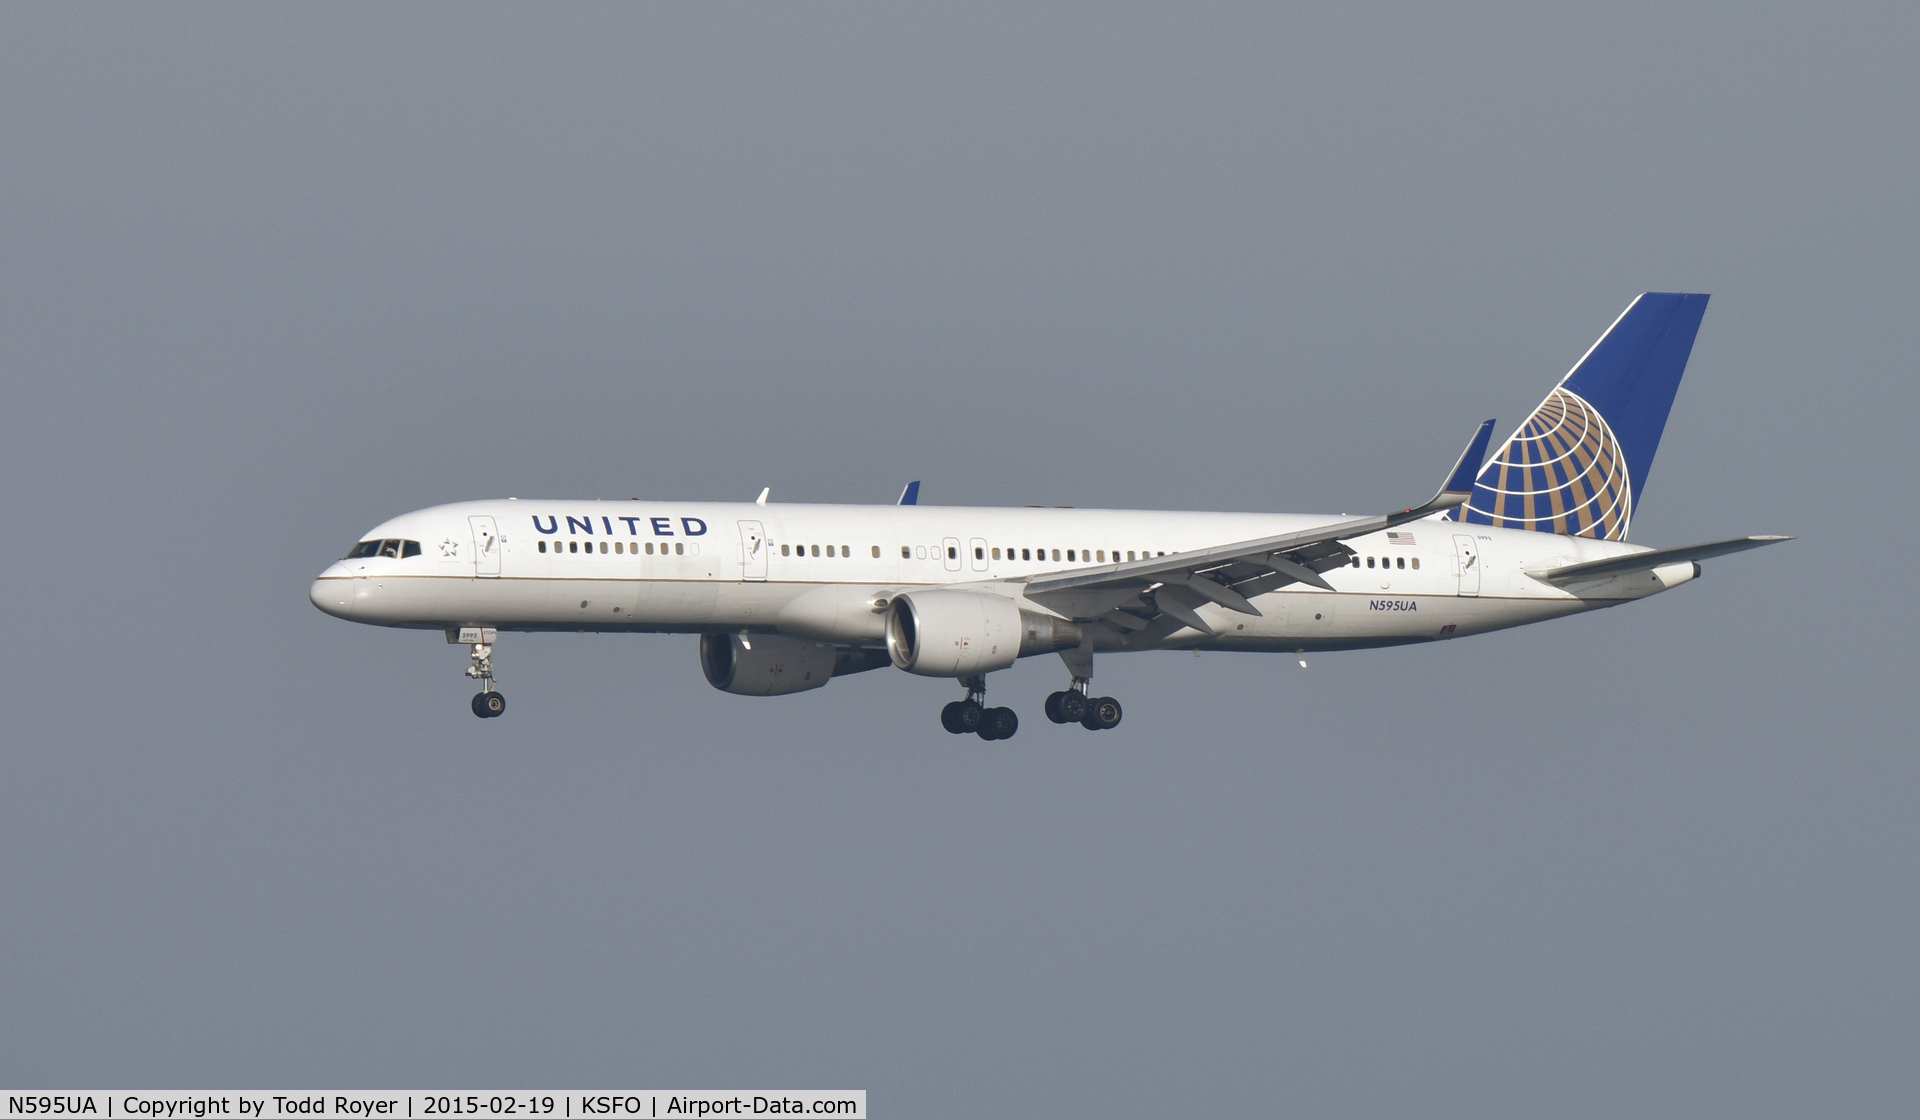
[472,691,505,718]
[941,699,984,734]
[1059,690,1089,722]
[1044,692,1067,724]
[1080,695,1121,731]
[977,706,1019,741]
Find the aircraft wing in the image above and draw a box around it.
[1019,420,1497,635]
[1528,535,1792,584]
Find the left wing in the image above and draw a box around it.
[1020,420,1497,636]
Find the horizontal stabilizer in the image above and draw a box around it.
[1530,535,1792,583]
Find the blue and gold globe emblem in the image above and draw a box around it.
[1454,387,1631,540]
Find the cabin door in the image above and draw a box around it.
[469,516,502,577]
[738,520,768,581]
[1452,534,1480,597]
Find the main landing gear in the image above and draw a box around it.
[935,674,1123,740]
[451,626,505,718]
[1044,679,1122,731]
[941,676,1020,740]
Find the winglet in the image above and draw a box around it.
[1409,419,1496,515]
[897,481,920,506]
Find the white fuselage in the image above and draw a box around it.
[308,499,1694,655]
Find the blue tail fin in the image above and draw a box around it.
[1450,292,1709,540]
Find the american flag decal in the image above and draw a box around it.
[1386,531,1417,546]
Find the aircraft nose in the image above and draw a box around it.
[310,565,355,618]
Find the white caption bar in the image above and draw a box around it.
[1,1095,865,1120]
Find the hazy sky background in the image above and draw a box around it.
[3,5,1914,1116]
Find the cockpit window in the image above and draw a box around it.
[345,539,421,560]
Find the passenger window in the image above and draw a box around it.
[1367,556,1375,568]
[675,543,684,555]
[1021,548,1031,560]
[1396,556,1405,569]
[538,540,547,553]
[1127,551,1135,561]
[871,546,880,558]
[1351,557,1361,567]
[402,540,421,558]
[811,545,820,557]
[841,546,850,557]
[646,542,655,554]
[947,546,957,560]
[614,542,623,554]
[569,541,579,553]
[1411,557,1420,569]
[600,542,608,554]
[1097,550,1105,562]
[992,547,1001,560]
[1052,549,1061,561]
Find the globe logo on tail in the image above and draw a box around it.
[1452,387,1632,541]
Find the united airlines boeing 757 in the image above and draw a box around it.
[311,293,1787,736]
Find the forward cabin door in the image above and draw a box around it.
[469,516,502,577]
[738,520,768,581]
[1452,534,1480,597]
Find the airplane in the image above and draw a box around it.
[310,293,1788,737]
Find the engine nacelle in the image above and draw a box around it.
[700,633,838,696]
[886,591,1082,677]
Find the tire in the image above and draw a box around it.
[472,693,491,718]
[1059,690,1089,722]
[1088,695,1121,730]
[979,706,1018,741]
[943,699,984,734]
[1043,692,1067,723]
[473,691,505,718]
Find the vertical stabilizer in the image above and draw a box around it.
[1451,293,1708,540]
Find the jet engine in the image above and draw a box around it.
[696,633,871,697]
[885,591,1082,677]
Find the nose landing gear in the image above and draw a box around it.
[940,675,1019,740]
[450,626,505,718]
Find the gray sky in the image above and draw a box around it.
[2,5,1915,1116]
